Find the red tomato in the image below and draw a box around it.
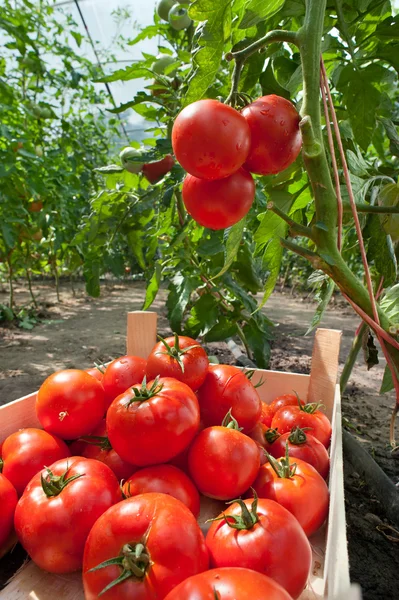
[206,497,311,599]
[270,427,330,479]
[36,369,105,440]
[1,428,70,496]
[248,423,280,454]
[182,168,255,230]
[142,154,175,184]
[0,474,18,550]
[146,334,208,391]
[102,355,147,409]
[197,364,261,433]
[172,99,251,180]
[242,95,302,175]
[259,402,273,427]
[122,464,200,517]
[271,403,332,448]
[107,377,200,466]
[86,366,104,384]
[269,393,305,417]
[83,493,209,600]
[28,201,43,213]
[164,568,293,600]
[188,416,260,500]
[14,457,122,573]
[251,455,329,537]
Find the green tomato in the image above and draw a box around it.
[157,0,176,21]
[151,54,177,77]
[168,5,192,30]
[35,146,44,158]
[119,147,144,174]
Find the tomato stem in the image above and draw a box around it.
[89,542,150,596]
[265,443,297,479]
[156,332,200,374]
[41,464,84,497]
[209,492,260,530]
[126,376,164,405]
[78,435,112,451]
[288,427,310,445]
[221,408,243,431]
[264,427,280,444]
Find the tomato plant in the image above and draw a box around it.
[102,355,147,409]
[271,402,332,448]
[0,474,18,551]
[269,427,330,479]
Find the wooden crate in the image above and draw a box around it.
[0,312,359,599]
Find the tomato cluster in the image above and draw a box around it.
[0,334,332,600]
[172,95,302,230]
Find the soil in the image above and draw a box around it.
[1,280,399,598]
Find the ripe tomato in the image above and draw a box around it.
[14,457,122,573]
[206,496,311,599]
[142,155,175,184]
[269,393,305,417]
[259,402,273,427]
[242,95,302,175]
[86,366,104,384]
[164,567,293,600]
[70,419,137,481]
[0,474,18,550]
[122,464,200,517]
[251,454,329,537]
[36,370,105,439]
[146,334,208,391]
[83,493,209,600]
[270,426,330,479]
[248,423,280,455]
[197,364,261,433]
[271,402,332,448]
[102,355,147,409]
[107,377,200,466]
[182,168,255,230]
[1,428,70,496]
[172,99,251,180]
[28,201,43,212]
[188,413,260,500]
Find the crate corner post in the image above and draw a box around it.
[126,311,157,359]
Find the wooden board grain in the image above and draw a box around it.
[126,311,157,358]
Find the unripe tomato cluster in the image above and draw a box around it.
[172,95,302,230]
[0,335,331,600]
[157,0,192,31]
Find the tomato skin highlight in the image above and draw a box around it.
[242,95,302,175]
[172,99,251,180]
[188,426,260,500]
[0,474,18,550]
[146,335,208,391]
[107,377,200,466]
[182,168,255,230]
[83,493,209,600]
[36,369,106,440]
[122,464,200,517]
[102,355,147,410]
[269,393,305,417]
[1,428,70,496]
[14,457,122,573]
[164,567,293,600]
[271,405,332,448]
[197,364,261,433]
[251,457,329,537]
[270,429,330,479]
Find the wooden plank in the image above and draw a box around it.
[245,369,310,404]
[0,392,39,444]
[126,311,157,358]
[0,562,84,600]
[308,329,342,421]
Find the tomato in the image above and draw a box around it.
[28,201,43,212]
[241,95,302,175]
[70,419,137,481]
[146,334,208,391]
[142,155,175,184]
[102,355,147,409]
[83,493,209,599]
[156,0,175,21]
[0,474,18,550]
[14,457,122,573]
[86,366,104,384]
[248,423,280,454]
[251,453,329,537]
[197,364,261,433]
[182,168,255,230]
[36,370,105,440]
[206,496,311,599]
[1,428,70,496]
[259,401,273,427]
[122,464,200,517]
[164,568,293,600]
[271,402,332,448]
[151,54,177,76]
[269,393,305,417]
[270,426,330,479]
[172,99,251,180]
[188,412,260,500]
[107,377,200,466]
[168,5,192,30]
[119,147,144,174]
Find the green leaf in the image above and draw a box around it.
[142,261,162,310]
[239,0,285,29]
[242,317,272,368]
[379,364,394,394]
[204,317,237,342]
[306,277,335,335]
[215,218,246,279]
[380,118,399,157]
[258,237,285,309]
[71,31,83,47]
[259,61,291,99]
[197,233,224,256]
[95,65,150,83]
[167,274,199,333]
[127,230,146,270]
[380,284,399,323]
[184,293,219,337]
[346,150,370,177]
[0,303,14,321]
[365,215,397,285]
[377,183,399,242]
[234,241,262,294]
[84,260,101,298]
[94,165,124,174]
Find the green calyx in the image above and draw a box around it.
[213,588,221,600]
[89,542,150,596]
[288,426,311,445]
[265,443,297,479]
[221,408,243,431]
[264,427,280,444]
[300,401,325,414]
[0,458,3,473]
[126,376,163,406]
[244,369,265,389]
[211,492,259,531]
[156,332,199,374]
[79,435,112,451]
[41,464,84,497]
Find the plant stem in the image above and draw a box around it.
[342,202,399,214]
[26,268,38,308]
[340,321,367,393]
[6,255,14,309]
[268,203,314,239]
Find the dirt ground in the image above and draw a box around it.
[1,280,398,598]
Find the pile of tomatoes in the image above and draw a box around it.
[0,333,332,600]
[172,95,302,230]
